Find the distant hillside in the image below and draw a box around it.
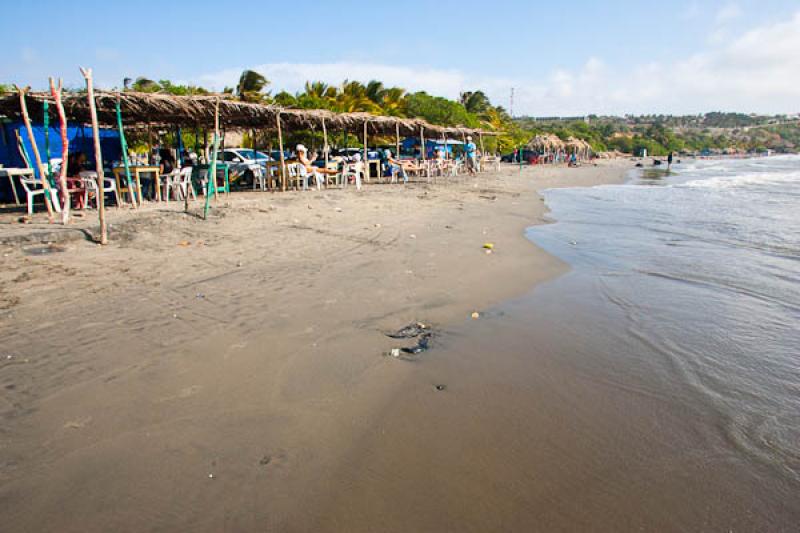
[514,113,800,155]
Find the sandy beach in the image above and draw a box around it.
[0,162,631,531]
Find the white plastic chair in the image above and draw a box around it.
[19,174,61,215]
[251,166,267,191]
[288,163,322,191]
[80,170,121,207]
[341,162,363,190]
[160,169,181,203]
[171,167,196,201]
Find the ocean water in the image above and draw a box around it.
[528,156,800,485]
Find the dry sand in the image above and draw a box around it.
[0,162,630,532]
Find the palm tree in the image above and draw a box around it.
[365,80,386,104]
[332,80,381,113]
[236,69,270,102]
[305,81,337,100]
[459,90,491,114]
[380,87,407,116]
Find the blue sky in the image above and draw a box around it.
[3,0,799,115]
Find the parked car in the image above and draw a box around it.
[220,148,270,184]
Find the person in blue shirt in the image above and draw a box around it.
[464,135,478,175]
[383,149,419,183]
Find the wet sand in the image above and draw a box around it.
[0,162,634,531]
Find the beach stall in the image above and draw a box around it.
[526,133,566,163]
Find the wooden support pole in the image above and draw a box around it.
[363,121,369,183]
[479,132,485,156]
[420,126,426,161]
[43,101,52,185]
[115,97,136,208]
[204,97,220,219]
[79,68,107,244]
[395,122,401,158]
[276,112,286,192]
[50,78,70,224]
[16,86,55,221]
[322,117,329,168]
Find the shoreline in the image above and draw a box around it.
[0,161,631,531]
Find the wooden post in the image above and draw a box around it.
[50,78,70,224]
[395,122,400,158]
[479,132,485,156]
[276,112,286,191]
[79,68,107,244]
[363,121,369,183]
[115,97,136,208]
[16,87,55,220]
[420,126,426,161]
[321,117,329,168]
[43,101,53,185]
[203,97,220,219]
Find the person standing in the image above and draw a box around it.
[464,135,478,175]
[667,151,674,170]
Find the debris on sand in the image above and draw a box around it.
[385,321,429,339]
[385,321,435,358]
[471,312,480,319]
[401,332,432,355]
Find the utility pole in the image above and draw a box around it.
[510,87,515,118]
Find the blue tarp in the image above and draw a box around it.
[0,121,121,202]
[400,137,463,158]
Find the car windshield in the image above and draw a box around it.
[236,150,270,160]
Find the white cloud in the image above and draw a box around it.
[197,11,800,116]
[715,3,742,24]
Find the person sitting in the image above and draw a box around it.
[429,148,445,176]
[67,152,87,176]
[382,149,407,183]
[385,149,422,182]
[296,144,337,188]
[568,152,579,167]
[64,152,88,208]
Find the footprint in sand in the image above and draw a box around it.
[157,385,201,403]
[258,449,289,469]
[63,416,93,429]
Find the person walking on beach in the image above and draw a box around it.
[464,135,478,175]
[667,151,674,170]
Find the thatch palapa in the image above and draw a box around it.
[526,133,565,152]
[0,91,496,139]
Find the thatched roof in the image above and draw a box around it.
[526,133,565,151]
[0,91,285,129]
[0,90,495,138]
[565,136,593,154]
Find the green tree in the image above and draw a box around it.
[131,77,161,92]
[331,81,381,113]
[459,90,491,114]
[405,92,477,127]
[236,70,270,102]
